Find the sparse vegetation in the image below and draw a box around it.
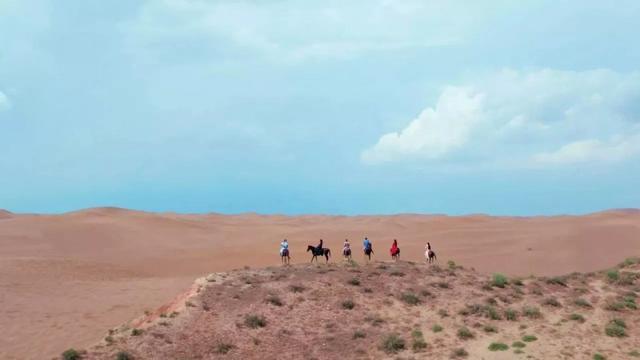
[522,306,542,319]
[390,271,405,277]
[432,324,443,333]
[289,284,305,293]
[491,273,509,288]
[546,276,568,286]
[438,309,449,318]
[353,330,366,339]
[411,329,427,352]
[542,297,562,307]
[341,299,355,310]
[62,349,81,360]
[512,341,526,348]
[569,313,585,323]
[457,327,474,340]
[451,348,469,358]
[606,270,620,283]
[348,278,361,286]
[245,314,267,329]
[605,318,627,337]
[505,308,518,321]
[488,342,509,351]
[266,295,283,306]
[380,334,405,354]
[131,329,143,336]
[215,342,235,354]
[448,260,457,270]
[400,292,421,305]
[116,351,134,360]
[483,324,497,333]
[574,298,592,308]
[364,314,385,325]
[629,350,640,357]
[522,335,538,342]
[593,354,607,360]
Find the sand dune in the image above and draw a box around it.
[0,208,639,359]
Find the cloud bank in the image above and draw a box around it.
[362,69,640,167]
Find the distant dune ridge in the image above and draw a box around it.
[0,207,639,359]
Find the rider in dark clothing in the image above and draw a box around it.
[316,239,323,254]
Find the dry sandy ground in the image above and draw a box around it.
[86,259,640,360]
[0,207,639,359]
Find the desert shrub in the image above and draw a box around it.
[569,313,585,323]
[483,324,497,333]
[353,330,366,339]
[289,284,305,293]
[131,329,143,336]
[348,278,361,286]
[266,295,283,307]
[448,260,457,270]
[116,351,133,360]
[604,300,626,311]
[62,349,81,360]
[514,349,525,354]
[363,287,373,293]
[607,270,620,283]
[542,297,562,307]
[380,334,405,354]
[491,274,509,288]
[624,296,638,309]
[522,335,538,342]
[485,297,498,305]
[512,341,526,348]
[481,283,494,291]
[364,314,385,325]
[546,276,568,286]
[420,289,433,297]
[513,278,524,286]
[390,271,405,277]
[605,320,626,337]
[504,308,518,321]
[574,298,592,308]
[619,257,640,268]
[485,305,502,320]
[341,300,355,310]
[593,354,606,360]
[438,309,449,318]
[451,348,469,358]
[488,342,509,351]
[457,327,474,340]
[401,292,421,306]
[629,350,640,357]
[169,311,179,318]
[433,281,450,289]
[432,324,443,333]
[245,314,267,329]
[411,329,427,352]
[522,306,542,319]
[215,342,235,354]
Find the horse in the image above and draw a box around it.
[343,248,352,261]
[307,245,331,263]
[391,247,400,261]
[364,247,374,261]
[425,249,437,264]
[280,248,290,265]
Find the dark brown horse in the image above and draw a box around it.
[307,245,331,263]
[280,248,290,265]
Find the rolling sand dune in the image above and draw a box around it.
[0,208,639,359]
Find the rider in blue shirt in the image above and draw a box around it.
[363,237,372,251]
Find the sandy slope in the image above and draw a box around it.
[0,208,639,359]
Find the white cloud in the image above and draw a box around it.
[124,0,487,63]
[362,68,640,167]
[362,87,483,163]
[0,91,11,111]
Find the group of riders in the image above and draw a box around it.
[278,237,436,264]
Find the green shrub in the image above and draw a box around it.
[116,351,133,360]
[546,276,568,286]
[348,278,361,286]
[341,300,355,310]
[451,348,469,358]
[411,329,427,352]
[574,298,592,308]
[457,327,474,340]
[432,324,443,333]
[380,334,405,354]
[488,342,509,351]
[401,292,421,305]
[522,335,538,342]
[522,306,542,319]
[62,349,81,360]
[438,309,449,318]
[607,270,620,282]
[131,329,143,336]
[353,330,366,339]
[504,308,518,321]
[491,274,509,288]
[629,350,640,357]
[215,342,235,354]
[604,300,626,311]
[569,313,585,323]
[543,297,562,307]
[512,341,526,348]
[605,319,627,337]
[593,354,607,360]
[245,314,267,328]
[483,324,497,333]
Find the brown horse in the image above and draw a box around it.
[281,248,290,265]
[307,245,331,263]
[425,249,437,264]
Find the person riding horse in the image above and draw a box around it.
[363,237,373,260]
[390,239,400,260]
[343,239,352,258]
[280,239,290,264]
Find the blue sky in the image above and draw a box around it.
[1,0,640,215]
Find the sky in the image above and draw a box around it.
[1,0,640,215]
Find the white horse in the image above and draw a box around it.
[425,245,437,264]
